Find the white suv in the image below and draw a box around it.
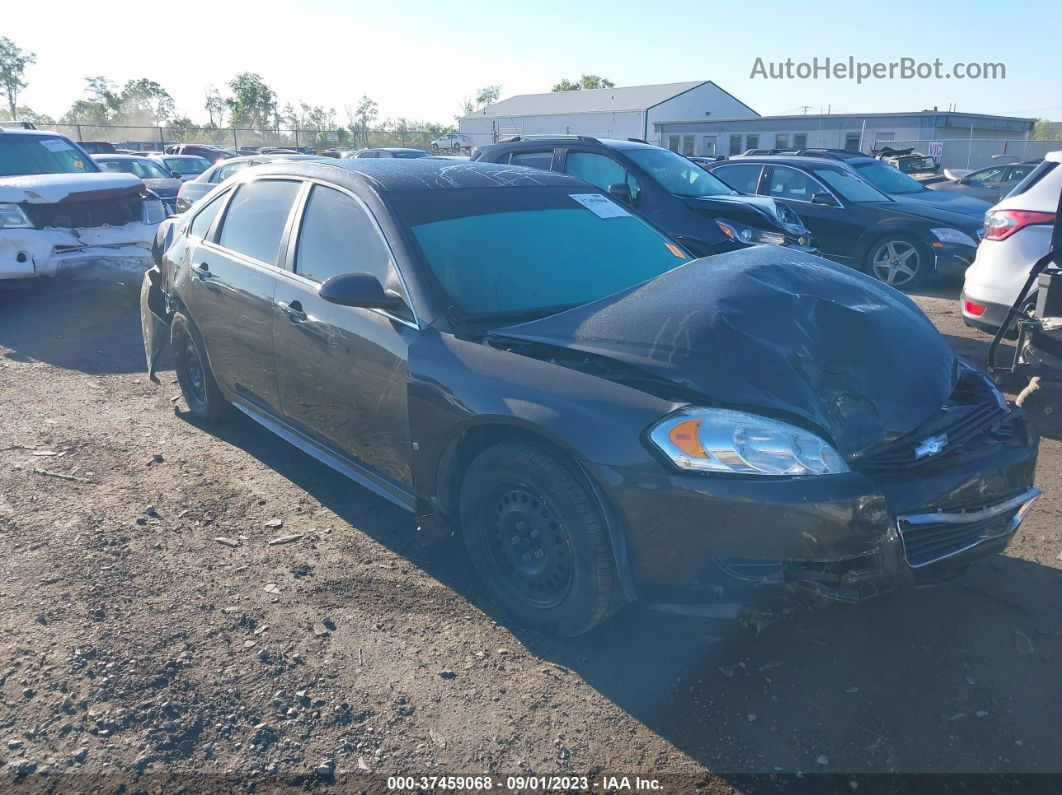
[962,150,1061,333]
[430,133,473,154]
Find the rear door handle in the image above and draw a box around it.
[278,299,307,323]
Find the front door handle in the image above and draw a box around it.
[278,299,307,323]
[196,261,212,280]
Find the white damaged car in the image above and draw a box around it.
[1,128,165,284]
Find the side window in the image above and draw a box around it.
[217,180,301,265]
[564,152,641,202]
[214,160,249,183]
[188,190,226,239]
[766,166,818,201]
[508,150,554,170]
[1006,165,1034,183]
[294,185,392,287]
[713,163,762,194]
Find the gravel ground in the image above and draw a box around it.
[0,277,1060,793]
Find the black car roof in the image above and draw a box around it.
[726,154,852,169]
[251,158,588,191]
[480,136,657,154]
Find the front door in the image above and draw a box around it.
[761,165,861,262]
[272,182,415,489]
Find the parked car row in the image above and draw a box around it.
[138,157,1041,635]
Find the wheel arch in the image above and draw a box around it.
[432,418,637,602]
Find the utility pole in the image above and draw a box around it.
[800,105,812,115]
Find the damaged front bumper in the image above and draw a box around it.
[0,222,155,281]
[594,409,1039,604]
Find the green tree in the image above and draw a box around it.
[225,72,276,130]
[346,95,378,146]
[204,86,226,127]
[475,84,501,108]
[118,78,175,125]
[551,75,615,92]
[1031,118,1061,141]
[0,37,36,122]
[0,106,54,125]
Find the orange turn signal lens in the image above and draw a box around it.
[668,419,706,458]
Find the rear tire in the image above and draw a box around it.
[865,235,929,291]
[171,311,229,423]
[459,441,621,636]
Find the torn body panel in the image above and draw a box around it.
[0,221,155,280]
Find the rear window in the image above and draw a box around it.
[1007,160,1059,199]
[217,180,301,265]
[0,135,99,176]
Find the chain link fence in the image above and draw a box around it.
[881,138,1061,171]
[40,123,448,153]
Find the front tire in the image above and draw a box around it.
[865,235,929,290]
[171,312,229,422]
[459,442,621,636]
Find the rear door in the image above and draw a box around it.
[272,182,416,491]
[186,178,302,413]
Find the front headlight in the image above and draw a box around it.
[931,227,977,247]
[958,358,1007,411]
[0,203,34,229]
[716,219,786,247]
[648,408,849,476]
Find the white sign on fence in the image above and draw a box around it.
[326,132,339,142]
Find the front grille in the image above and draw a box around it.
[897,488,1040,568]
[21,193,143,229]
[854,367,1007,472]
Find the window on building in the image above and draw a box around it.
[746,134,759,151]
[682,136,695,156]
[844,133,862,152]
[793,133,808,149]
[667,136,680,153]
[729,135,743,155]
[701,136,717,156]
[875,132,895,144]
[775,134,789,150]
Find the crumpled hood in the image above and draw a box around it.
[493,247,957,458]
[685,194,808,232]
[0,172,144,204]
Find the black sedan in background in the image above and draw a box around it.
[472,137,816,257]
[708,154,986,289]
[141,159,1038,635]
[93,153,183,214]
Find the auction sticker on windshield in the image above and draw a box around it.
[40,139,75,152]
[569,193,630,219]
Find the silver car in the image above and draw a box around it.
[174,154,330,212]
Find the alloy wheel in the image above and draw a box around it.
[870,239,921,287]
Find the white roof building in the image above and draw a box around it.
[459,81,759,147]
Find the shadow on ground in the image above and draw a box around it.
[193,408,1062,778]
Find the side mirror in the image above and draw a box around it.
[607,182,633,205]
[811,192,839,207]
[318,272,406,312]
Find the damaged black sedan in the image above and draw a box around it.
[141,158,1040,636]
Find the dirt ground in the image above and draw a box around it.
[0,276,1060,794]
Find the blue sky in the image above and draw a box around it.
[9,0,1062,124]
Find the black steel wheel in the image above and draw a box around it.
[459,441,621,635]
[171,312,229,422]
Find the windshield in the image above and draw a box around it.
[853,161,925,194]
[165,156,210,175]
[812,168,891,203]
[0,135,99,176]
[625,148,737,197]
[96,158,171,180]
[390,187,691,321]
